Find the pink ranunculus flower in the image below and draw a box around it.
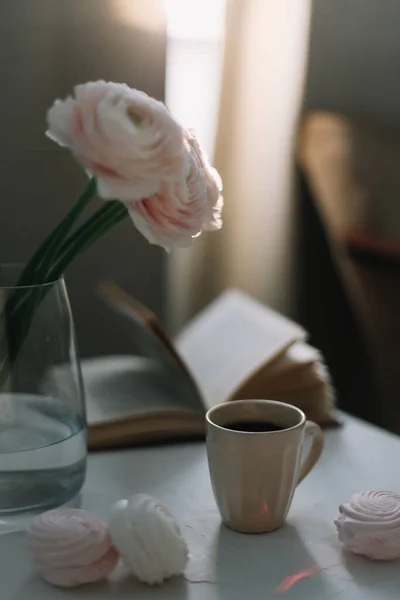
[128,146,209,251]
[186,131,223,232]
[46,81,188,201]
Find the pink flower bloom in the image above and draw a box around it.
[128,149,207,250]
[46,82,223,252]
[128,132,223,250]
[46,81,188,200]
[186,132,223,232]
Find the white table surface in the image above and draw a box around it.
[2,414,400,599]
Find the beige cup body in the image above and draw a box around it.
[206,400,323,534]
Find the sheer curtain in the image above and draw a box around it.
[167,0,312,331]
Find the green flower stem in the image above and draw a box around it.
[17,177,97,287]
[11,201,127,320]
[10,205,128,358]
[8,178,97,318]
[54,201,125,266]
[0,198,129,389]
[48,202,128,281]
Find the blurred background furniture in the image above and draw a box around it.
[298,112,400,433]
[296,0,400,433]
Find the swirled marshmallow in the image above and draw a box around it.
[335,491,400,560]
[27,508,119,587]
[109,494,188,584]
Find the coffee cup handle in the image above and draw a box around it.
[297,420,324,484]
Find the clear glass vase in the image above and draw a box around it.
[0,266,86,529]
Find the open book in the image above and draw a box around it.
[45,283,338,449]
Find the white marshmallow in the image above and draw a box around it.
[109,494,188,585]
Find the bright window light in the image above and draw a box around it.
[164,0,226,40]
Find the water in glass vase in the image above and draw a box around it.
[0,266,87,531]
[0,395,86,524]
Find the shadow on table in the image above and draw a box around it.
[15,569,189,600]
[11,524,338,600]
[340,551,400,596]
[19,522,400,600]
[213,523,348,598]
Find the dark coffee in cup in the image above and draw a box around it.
[224,420,284,432]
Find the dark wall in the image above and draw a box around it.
[305,0,400,129]
[0,0,167,356]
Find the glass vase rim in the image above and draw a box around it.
[0,263,64,290]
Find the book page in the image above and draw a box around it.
[175,290,306,409]
[97,281,204,413]
[266,342,322,378]
[235,358,329,396]
[42,356,203,425]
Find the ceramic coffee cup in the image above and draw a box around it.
[206,400,324,533]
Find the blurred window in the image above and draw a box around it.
[164,0,226,158]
